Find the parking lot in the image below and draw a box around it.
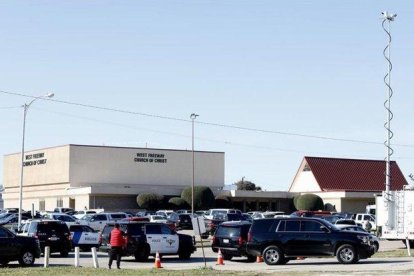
[3,240,414,274]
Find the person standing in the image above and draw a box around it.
[108,223,125,269]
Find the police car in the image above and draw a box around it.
[99,222,196,261]
[69,225,101,251]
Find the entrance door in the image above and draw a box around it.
[69,198,75,209]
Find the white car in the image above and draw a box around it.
[149,215,168,223]
[73,210,97,220]
[69,224,101,250]
[43,213,78,227]
[155,210,174,218]
[84,212,128,231]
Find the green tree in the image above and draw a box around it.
[168,197,189,210]
[294,194,324,211]
[181,186,215,210]
[136,193,164,210]
[235,178,262,191]
[214,195,232,208]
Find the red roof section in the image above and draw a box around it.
[304,157,408,192]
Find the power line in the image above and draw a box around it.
[1,89,414,148]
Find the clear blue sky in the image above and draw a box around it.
[0,1,413,191]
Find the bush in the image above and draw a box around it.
[181,186,215,210]
[136,193,164,210]
[214,195,232,208]
[168,197,189,210]
[294,194,324,211]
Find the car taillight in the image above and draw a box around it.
[67,234,72,241]
[210,222,216,228]
[99,232,102,244]
[33,232,39,239]
[247,231,252,242]
[238,236,244,245]
[124,235,129,245]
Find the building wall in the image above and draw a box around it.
[340,198,372,213]
[3,145,70,188]
[3,144,225,211]
[69,145,224,188]
[289,170,321,193]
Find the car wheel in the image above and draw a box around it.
[134,246,149,262]
[18,251,35,266]
[373,242,379,252]
[263,245,285,265]
[222,253,232,261]
[60,249,69,257]
[178,250,192,260]
[336,244,358,264]
[246,254,256,262]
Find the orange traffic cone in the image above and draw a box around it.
[216,249,224,265]
[256,255,263,263]
[154,251,162,268]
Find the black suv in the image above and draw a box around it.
[0,225,41,266]
[246,217,376,265]
[211,221,255,261]
[99,222,196,261]
[168,213,193,230]
[19,220,72,257]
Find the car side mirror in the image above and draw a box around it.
[320,226,329,233]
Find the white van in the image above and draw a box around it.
[84,212,128,231]
[204,209,242,220]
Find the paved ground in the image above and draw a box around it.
[6,240,414,274]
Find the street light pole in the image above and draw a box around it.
[18,93,54,229]
[190,113,199,215]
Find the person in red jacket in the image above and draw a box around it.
[108,223,125,269]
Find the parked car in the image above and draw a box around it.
[99,222,196,261]
[204,209,242,220]
[43,213,78,227]
[155,210,174,218]
[0,225,41,266]
[168,213,193,230]
[53,207,75,214]
[335,224,379,252]
[69,224,101,251]
[83,212,128,231]
[246,217,376,265]
[0,213,29,225]
[251,211,285,219]
[73,210,97,220]
[211,221,255,261]
[148,215,168,223]
[18,219,72,257]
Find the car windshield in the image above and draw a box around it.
[321,220,339,231]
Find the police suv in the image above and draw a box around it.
[69,225,101,251]
[99,221,196,261]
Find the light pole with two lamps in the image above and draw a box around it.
[18,93,54,229]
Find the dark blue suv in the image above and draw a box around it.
[246,217,376,265]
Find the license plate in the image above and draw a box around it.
[49,237,60,241]
[223,239,229,243]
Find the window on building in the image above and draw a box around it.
[56,198,63,208]
[39,200,45,211]
[303,164,311,171]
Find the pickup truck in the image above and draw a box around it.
[354,213,376,231]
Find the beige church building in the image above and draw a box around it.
[2,144,225,211]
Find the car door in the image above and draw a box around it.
[279,220,302,255]
[89,214,108,231]
[0,227,19,258]
[160,224,179,253]
[82,225,99,245]
[145,224,163,254]
[300,220,332,255]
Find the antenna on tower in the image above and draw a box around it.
[381,11,396,196]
